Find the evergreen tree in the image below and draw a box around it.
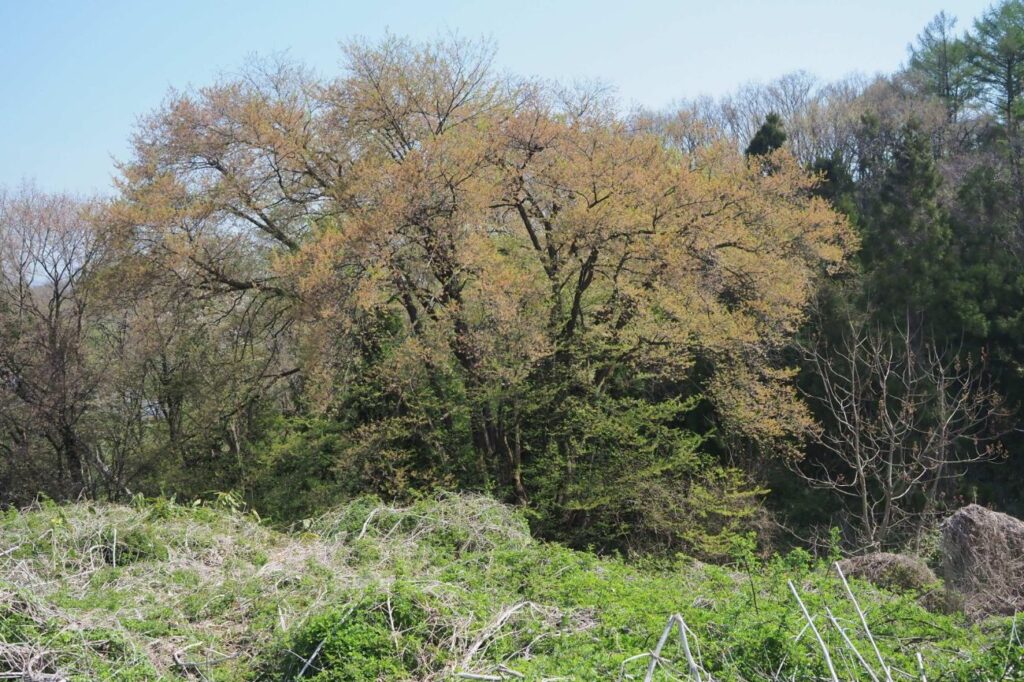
[745,112,787,157]
[908,11,977,122]
[810,152,858,222]
[860,120,953,331]
[968,0,1024,220]
[946,166,1024,515]
[948,166,1024,340]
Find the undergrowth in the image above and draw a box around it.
[0,494,1019,680]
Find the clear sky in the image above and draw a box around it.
[0,0,995,195]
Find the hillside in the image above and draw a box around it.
[0,495,1019,681]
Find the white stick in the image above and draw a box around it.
[788,580,840,682]
[644,615,676,682]
[825,606,879,682]
[675,615,703,682]
[462,601,531,668]
[835,562,892,682]
[617,652,654,682]
[357,507,378,539]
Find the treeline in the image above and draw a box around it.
[650,4,1024,550]
[3,3,1024,558]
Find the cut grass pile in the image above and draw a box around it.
[0,494,1019,680]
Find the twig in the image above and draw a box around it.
[788,580,840,682]
[173,648,209,680]
[644,615,677,682]
[293,602,358,679]
[824,606,879,682]
[676,616,703,682]
[295,639,326,679]
[618,652,654,681]
[835,562,892,682]
[497,664,525,678]
[357,508,378,540]
[643,614,706,682]
[461,601,531,668]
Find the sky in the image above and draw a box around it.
[0,0,997,195]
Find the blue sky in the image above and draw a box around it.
[0,0,995,194]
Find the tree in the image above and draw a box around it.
[810,151,858,221]
[114,37,855,549]
[968,0,1024,219]
[860,119,953,331]
[969,1,1024,118]
[799,317,1006,549]
[668,72,866,165]
[87,262,293,500]
[0,188,106,500]
[290,41,852,547]
[908,11,977,123]
[745,112,788,156]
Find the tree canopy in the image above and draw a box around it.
[9,4,1024,556]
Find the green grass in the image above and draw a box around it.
[0,495,1019,680]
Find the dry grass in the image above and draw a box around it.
[941,504,1024,619]
[0,494,568,680]
[0,496,1019,681]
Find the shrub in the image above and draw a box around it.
[99,527,168,565]
[282,583,446,680]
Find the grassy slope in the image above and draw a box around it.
[0,494,1019,681]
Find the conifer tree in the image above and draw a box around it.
[909,11,976,122]
[861,120,952,331]
[745,112,787,157]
